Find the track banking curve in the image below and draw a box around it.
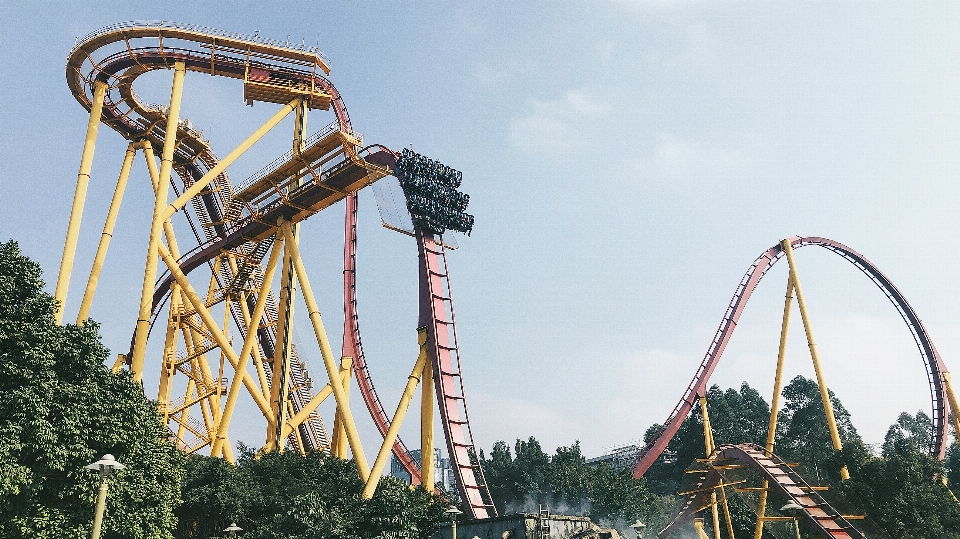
[633,236,951,478]
[67,22,423,479]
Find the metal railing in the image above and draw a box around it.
[73,20,329,64]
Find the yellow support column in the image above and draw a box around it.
[700,397,721,539]
[131,62,186,382]
[942,372,960,448]
[281,221,370,480]
[76,142,137,323]
[55,80,108,324]
[692,518,712,539]
[331,357,353,458]
[163,98,300,220]
[210,237,284,457]
[420,328,435,490]
[781,238,849,480]
[362,344,428,499]
[268,237,295,452]
[754,275,795,539]
[156,243,276,425]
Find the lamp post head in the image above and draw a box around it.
[780,501,803,514]
[223,522,242,537]
[86,454,125,477]
[446,506,463,520]
[630,520,646,538]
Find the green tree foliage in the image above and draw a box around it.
[834,412,960,539]
[643,382,770,495]
[0,240,184,538]
[776,375,861,483]
[480,438,654,526]
[175,447,446,539]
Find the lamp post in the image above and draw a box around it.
[780,501,803,539]
[630,520,646,539]
[85,454,125,539]
[446,506,463,539]
[223,523,243,537]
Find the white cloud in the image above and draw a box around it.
[628,132,749,184]
[509,90,608,156]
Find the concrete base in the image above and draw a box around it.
[431,513,623,539]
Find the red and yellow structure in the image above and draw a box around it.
[640,236,960,538]
[57,21,495,517]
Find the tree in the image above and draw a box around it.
[643,382,770,496]
[175,447,447,539]
[833,414,960,539]
[481,438,655,530]
[0,240,184,538]
[776,375,861,483]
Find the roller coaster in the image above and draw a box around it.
[54,21,960,539]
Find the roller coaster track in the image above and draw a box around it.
[633,236,951,479]
[661,444,866,539]
[65,22,432,482]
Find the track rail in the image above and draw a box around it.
[661,443,866,539]
[418,231,496,518]
[634,236,951,478]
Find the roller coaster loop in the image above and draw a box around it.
[633,236,960,480]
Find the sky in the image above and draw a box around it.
[3,1,960,464]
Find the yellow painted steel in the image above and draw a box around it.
[280,220,370,480]
[76,142,137,323]
[420,328,435,489]
[718,485,736,539]
[131,62,186,382]
[141,141,183,260]
[156,243,276,424]
[693,518,712,539]
[162,98,301,221]
[55,80,108,324]
[331,357,353,459]
[210,236,284,457]
[362,342,429,499]
[699,397,720,539]
[942,372,960,450]
[158,283,181,410]
[282,361,351,436]
[754,275,795,539]
[781,238,850,480]
[267,236,296,453]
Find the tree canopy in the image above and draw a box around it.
[0,240,184,539]
[175,447,447,539]
[480,438,657,527]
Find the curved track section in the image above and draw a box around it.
[418,231,496,518]
[661,444,866,539]
[634,236,950,478]
[67,22,420,465]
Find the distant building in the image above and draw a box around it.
[586,443,642,473]
[390,448,456,492]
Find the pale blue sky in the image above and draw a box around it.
[3,1,960,460]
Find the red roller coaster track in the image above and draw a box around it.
[661,444,867,539]
[633,236,951,479]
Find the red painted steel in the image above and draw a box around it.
[342,192,423,484]
[660,443,867,539]
[418,231,496,518]
[634,237,951,478]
